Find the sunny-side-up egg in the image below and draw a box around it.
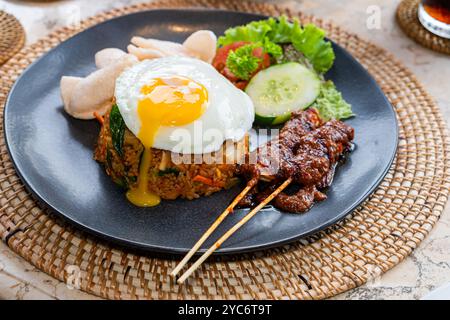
[114,56,255,207]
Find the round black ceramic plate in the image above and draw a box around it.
[4,9,398,254]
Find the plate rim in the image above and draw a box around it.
[3,8,399,255]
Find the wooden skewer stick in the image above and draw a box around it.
[177,178,292,284]
[170,178,258,278]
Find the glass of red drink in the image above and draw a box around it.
[418,0,450,38]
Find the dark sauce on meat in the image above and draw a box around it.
[238,109,355,213]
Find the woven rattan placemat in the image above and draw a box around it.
[0,10,25,65]
[1,0,449,300]
[397,0,450,55]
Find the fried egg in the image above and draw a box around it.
[114,57,254,207]
[114,56,254,154]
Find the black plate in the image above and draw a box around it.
[4,9,398,254]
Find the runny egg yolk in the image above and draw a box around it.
[126,76,208,207]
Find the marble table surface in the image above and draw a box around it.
[0,0,449,300]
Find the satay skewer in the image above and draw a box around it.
[176,178,292,284]
[172,110,328,281]
[170,178,258,278]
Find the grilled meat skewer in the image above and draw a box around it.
[239,109,354,213]
[239,108,323,181]
[274,120,354,212]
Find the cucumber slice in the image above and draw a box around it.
[254,112,292,126]
[245,62,320,125]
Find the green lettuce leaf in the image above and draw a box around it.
[218,19,274,45]
[218,16,335,73]
[267,16,300,43]
[261,38,283,57]
[291,24,335,73]
[313,81,354,121]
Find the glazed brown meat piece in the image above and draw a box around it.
[238,109,354,213]
[281,119,354,185]
[279,107,323,150]
[274,185,327,213]
[238,109,322,207]
[273,120,354,213]
[239,108,322,181]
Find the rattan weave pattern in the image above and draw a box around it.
[0,0,449,300]
[397,0,450,55]
[0,10,25,65]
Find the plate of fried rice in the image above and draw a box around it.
[4,9,397,254]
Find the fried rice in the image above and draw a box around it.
[94,107,244,200]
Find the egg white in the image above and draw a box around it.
[115,56,254,154]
